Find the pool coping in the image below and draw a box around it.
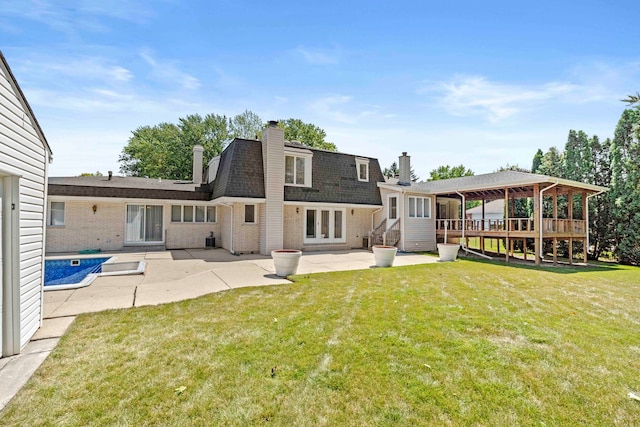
[43,256,146,291]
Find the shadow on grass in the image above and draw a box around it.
[454,253,625,275]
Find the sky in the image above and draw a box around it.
[2,0,639,179]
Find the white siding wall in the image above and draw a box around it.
[403,193,437,252]
[1,62,49,351]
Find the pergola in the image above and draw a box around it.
[415,171,607,265]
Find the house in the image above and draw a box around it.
[47,122,385,255]
[466,199,504,222]
[48,121,607,266]
[376,153,607,264]
[0,51,53,357]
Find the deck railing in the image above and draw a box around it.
[436,218,586,234]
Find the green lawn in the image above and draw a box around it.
[2,259,640,426]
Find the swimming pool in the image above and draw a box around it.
[44,257,111,291]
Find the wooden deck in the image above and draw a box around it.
[436,218,589,264]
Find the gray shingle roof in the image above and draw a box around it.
[49,138,386,206]
[401,170,607,195]
[211,139,265,199]
[284,149,384,205]
[48,176,212,201]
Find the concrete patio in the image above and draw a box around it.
[1,249,438,411]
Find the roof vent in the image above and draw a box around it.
[268,120,278,128]
[108,171,112,181]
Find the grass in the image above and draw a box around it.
[2,259,640,426]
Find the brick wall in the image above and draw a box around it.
[46,200,125,253]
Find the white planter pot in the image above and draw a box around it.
[271,250,302,277]
[437,243,460,262]
[372,245,398,267]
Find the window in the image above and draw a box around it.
[408,197,431,218]
[183,206,194,222]
[304,207,346,244]
[284,152,312,187]
[48,201,65,226]
[244,204,256,223]
[207,206,216,223]
[388,196,398,220]
[171,205,217,223]
[171,205,182,222]
[355,158,369,182]
[195,206,205,222]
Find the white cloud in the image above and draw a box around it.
[422,75,583,123]
[294,46,339,65]
[140,50,201,90]
[0,0,154,34]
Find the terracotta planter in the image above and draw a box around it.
[437,243,460,262]
[372,245,397,267]
[271,249,302,277]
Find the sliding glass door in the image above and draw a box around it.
[125,205,163,244]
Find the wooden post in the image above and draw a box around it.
[481,200,485,231]
[505,188,510,262]
[552,187,558,265]
[582,191,588,263]
[523,239,527,261]
[533,184,541,265]
[568,189,573,265]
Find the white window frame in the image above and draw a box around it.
[47,201,65,226]
[284,150,312,187]
[244,204,256,224]
[388,195,398,220]
[171,205,217,223]
[303,207,346,244]
[408,196,431,218]
[355,157,369,182]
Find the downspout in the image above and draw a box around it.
[585,190,606,259]
[400,191,406,252]
[539,183,559,260]
[455,191,466,253]
[218,202,234,254]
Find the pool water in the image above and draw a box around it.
[44,257,111,287]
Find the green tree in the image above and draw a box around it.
[119,122,182,178]
[79,171,104,177]
[531,149,544,173]
[230,109,263,139]
[278,118,337,151]
[621,92,640,107]
[536,147,564,177]
[428,164,474,181]
[609,108,640,264]
[589,136,614,259]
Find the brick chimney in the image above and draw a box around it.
[192,145,204,185]
[399,152,411,185]
[260,120,285,254]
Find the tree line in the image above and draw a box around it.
[532,97,640,264]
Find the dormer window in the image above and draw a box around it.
[284,148,312,187]
[356,158,369,182]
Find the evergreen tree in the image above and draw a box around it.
[531,149,543,173]
[609,108,640,264]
